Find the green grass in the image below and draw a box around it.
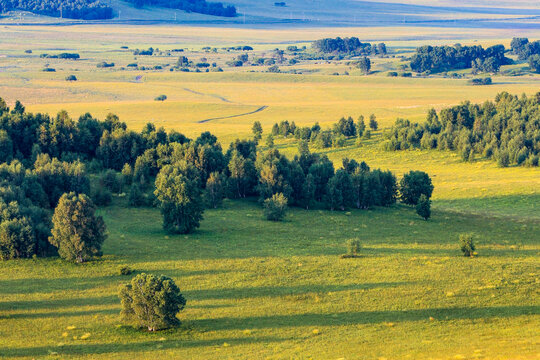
[0,198,538,359]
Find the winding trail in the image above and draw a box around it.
[183,87,232,103]
[198,106,268,123]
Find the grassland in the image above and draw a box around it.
[0,24,539,359]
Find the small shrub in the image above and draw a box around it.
[42,67,56,72]
[416,194,431,220]
[128,184,146,207]
[97,62,114,68]
[119,265,133,276]
[65,75,77,81]
[92,185,112,207]
[155,94,167,101]
[263,193,288,221]
[387,71,398,77]
[345,238,361,257]
[459,233,476,257]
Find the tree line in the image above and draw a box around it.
[510,37,540,73]
[0,97,434,260]
[125,0,237,17]
[312,37,387,56]
[383,92,540,167]
[410,44,510,73]
[0,0,113,20]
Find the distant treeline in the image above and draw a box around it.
[510,37,540,60]
[125,0,237,17]
[383,92,540,167]
[1,96,434,260]
[312,37,387,56]
[0,0,113,20]
[410,44,510,73]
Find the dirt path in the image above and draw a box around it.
[198,105,268,123]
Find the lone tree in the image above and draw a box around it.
[263,193,288,221]
[252,121,263,141]
[357,57,371,74]
[400,170,434,205]
[369,114,378,131]
[154,162,204,234]
[416,194,431,220]
[459,233,476,257]
[49,192,107,263]
[119,273,186,331]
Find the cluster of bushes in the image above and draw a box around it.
[96,62,114,68]
[468,77,492,86]
[39,53,80,59]
[269,115,378,149]
[410,44,510,73]
[0,0,113,19]
[383,92,540,167]
[312,37,387,56]
[125,0,236,17]
[133,48,154,56]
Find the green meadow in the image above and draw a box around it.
[0,24,539,359]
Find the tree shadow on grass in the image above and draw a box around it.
[183,282,410,301]
[0,295,119,312]
[191,305,539,332]
[1,336,285,358]
[1,308,118,320]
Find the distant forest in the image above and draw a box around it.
[312,37,387,56]
[410,44,510,73]
[383,92,540,167]
[0,0,113,20]
[125,0,237,17]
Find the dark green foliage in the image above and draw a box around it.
[91,184,112,207]
[400,171,433,205]
[312,37,386,56]
[468,77,492,85]
[155,95,167,101]
[100,169,122,193]
[529,54,540,73]
[49,192,107,263]
[0,215,34,260]
[125,0,236,17]
[410,44,509,73]
[345,238,361,257]
[119,273,186,331]
[0,0,113,19]
[326,170,353,211]
[205,172,225,209]
[356,57,371,74]
[384,92,540,167]
[369,114,378,130]
[119,265,133,276]
[252,121,263,141]
[416,194,431,220]
[227,150,257,199]
[65,75,77,81]
[154,163,204,234]
[510,37,540,60]
[263,193,288,221]
[459,233,476,257]
[128,183,147,207]
[334,117,356,137]
[96,62,115,68]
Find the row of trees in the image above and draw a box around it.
[383,92,540,167]
[0,0,113,19]
[510,37,540,74]
[312,37,387,56]
[125,0,236,17]
[410,44,510,73]
[267,115,378,149]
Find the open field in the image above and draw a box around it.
[0,23,539,359]
[1,199,539,359]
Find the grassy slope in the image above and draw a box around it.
[0,24,539,359]
[0,199,538,359]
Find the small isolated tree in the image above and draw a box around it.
[266,134,274,148]
[155,95,167,101]
[459,233,476,257]
[416,194,431,220]
[65,75,77,81]
[369,114,378,130]
[49,192,107,263]
[263,193,288,221]
[252,121,263,141]
[119,273,186,331]
[357,57,371,74]
[205,171,225,209]
[346,238,361,257]
[154,163,204,234]
[400,170,434,205]
[528,54,540,74]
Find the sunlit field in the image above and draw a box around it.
[0,23,539,360]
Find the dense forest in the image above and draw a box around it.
[0,0,113,20]
[0,97,433,261]
[383,92,540,167]
[125,0,237,17]
[410,44,510,73]
[312,37,387,56]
